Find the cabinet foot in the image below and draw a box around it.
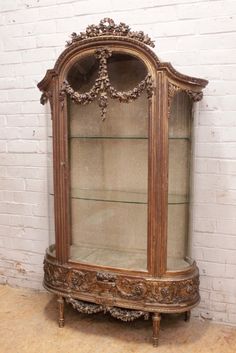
[57,295,65,328]
[152,313,161,347]
[184,310,191,322]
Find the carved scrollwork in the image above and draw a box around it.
[66,18,155,48]
[61,47,154,120]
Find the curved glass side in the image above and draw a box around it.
[167,91,193,270]
[67,52,149,271]
[47,117,56,257]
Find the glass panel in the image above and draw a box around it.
[48,118,55,255]
[167,91,192,270]
[68,53,149,270]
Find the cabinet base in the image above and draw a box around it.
[44,254,199,346]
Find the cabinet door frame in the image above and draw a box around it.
[53,40,166,276]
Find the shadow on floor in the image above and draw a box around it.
[43,294,210,347]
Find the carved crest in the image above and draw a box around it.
[66,18,155,48]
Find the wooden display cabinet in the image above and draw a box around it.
[38,18,208,346]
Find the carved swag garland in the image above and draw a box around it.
[66,297,149,322]
[61,47,154,120]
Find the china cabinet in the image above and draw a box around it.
[38,18,208,346]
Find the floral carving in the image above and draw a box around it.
[168,81,204,116]
[146,277,199,304]
[65,296,149,321]
[96,272,116,282]
[108,307,149,322]
[66,297,104,314]
[116,278,147,300]
[40,91,53,114]
[44,260,199,306]
[44,261,69,288]
[40,92,49,105]
[61,47,153,120]
[70,270,89,290]
[66,18,155,48]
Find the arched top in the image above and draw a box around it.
[38,18,208,94]
[61,47,154,120]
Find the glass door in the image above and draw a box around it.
[67,52,150,271]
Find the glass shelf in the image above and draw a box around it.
[69,136,148,140]
[71,188,147,204]
[168,194,189,204]
[69,136,190,140]
[68,189,189,205]
[69,244,191,270]
[169,137,190,140]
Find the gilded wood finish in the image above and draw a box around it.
[38,18,208,347]
[44,259,200,309]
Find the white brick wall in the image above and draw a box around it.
[0,0,236,325]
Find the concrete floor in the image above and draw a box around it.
[0,285,236,353]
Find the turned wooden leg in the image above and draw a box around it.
[184,310,191,322]
[152,313,161,347]
[57,295,65,328]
